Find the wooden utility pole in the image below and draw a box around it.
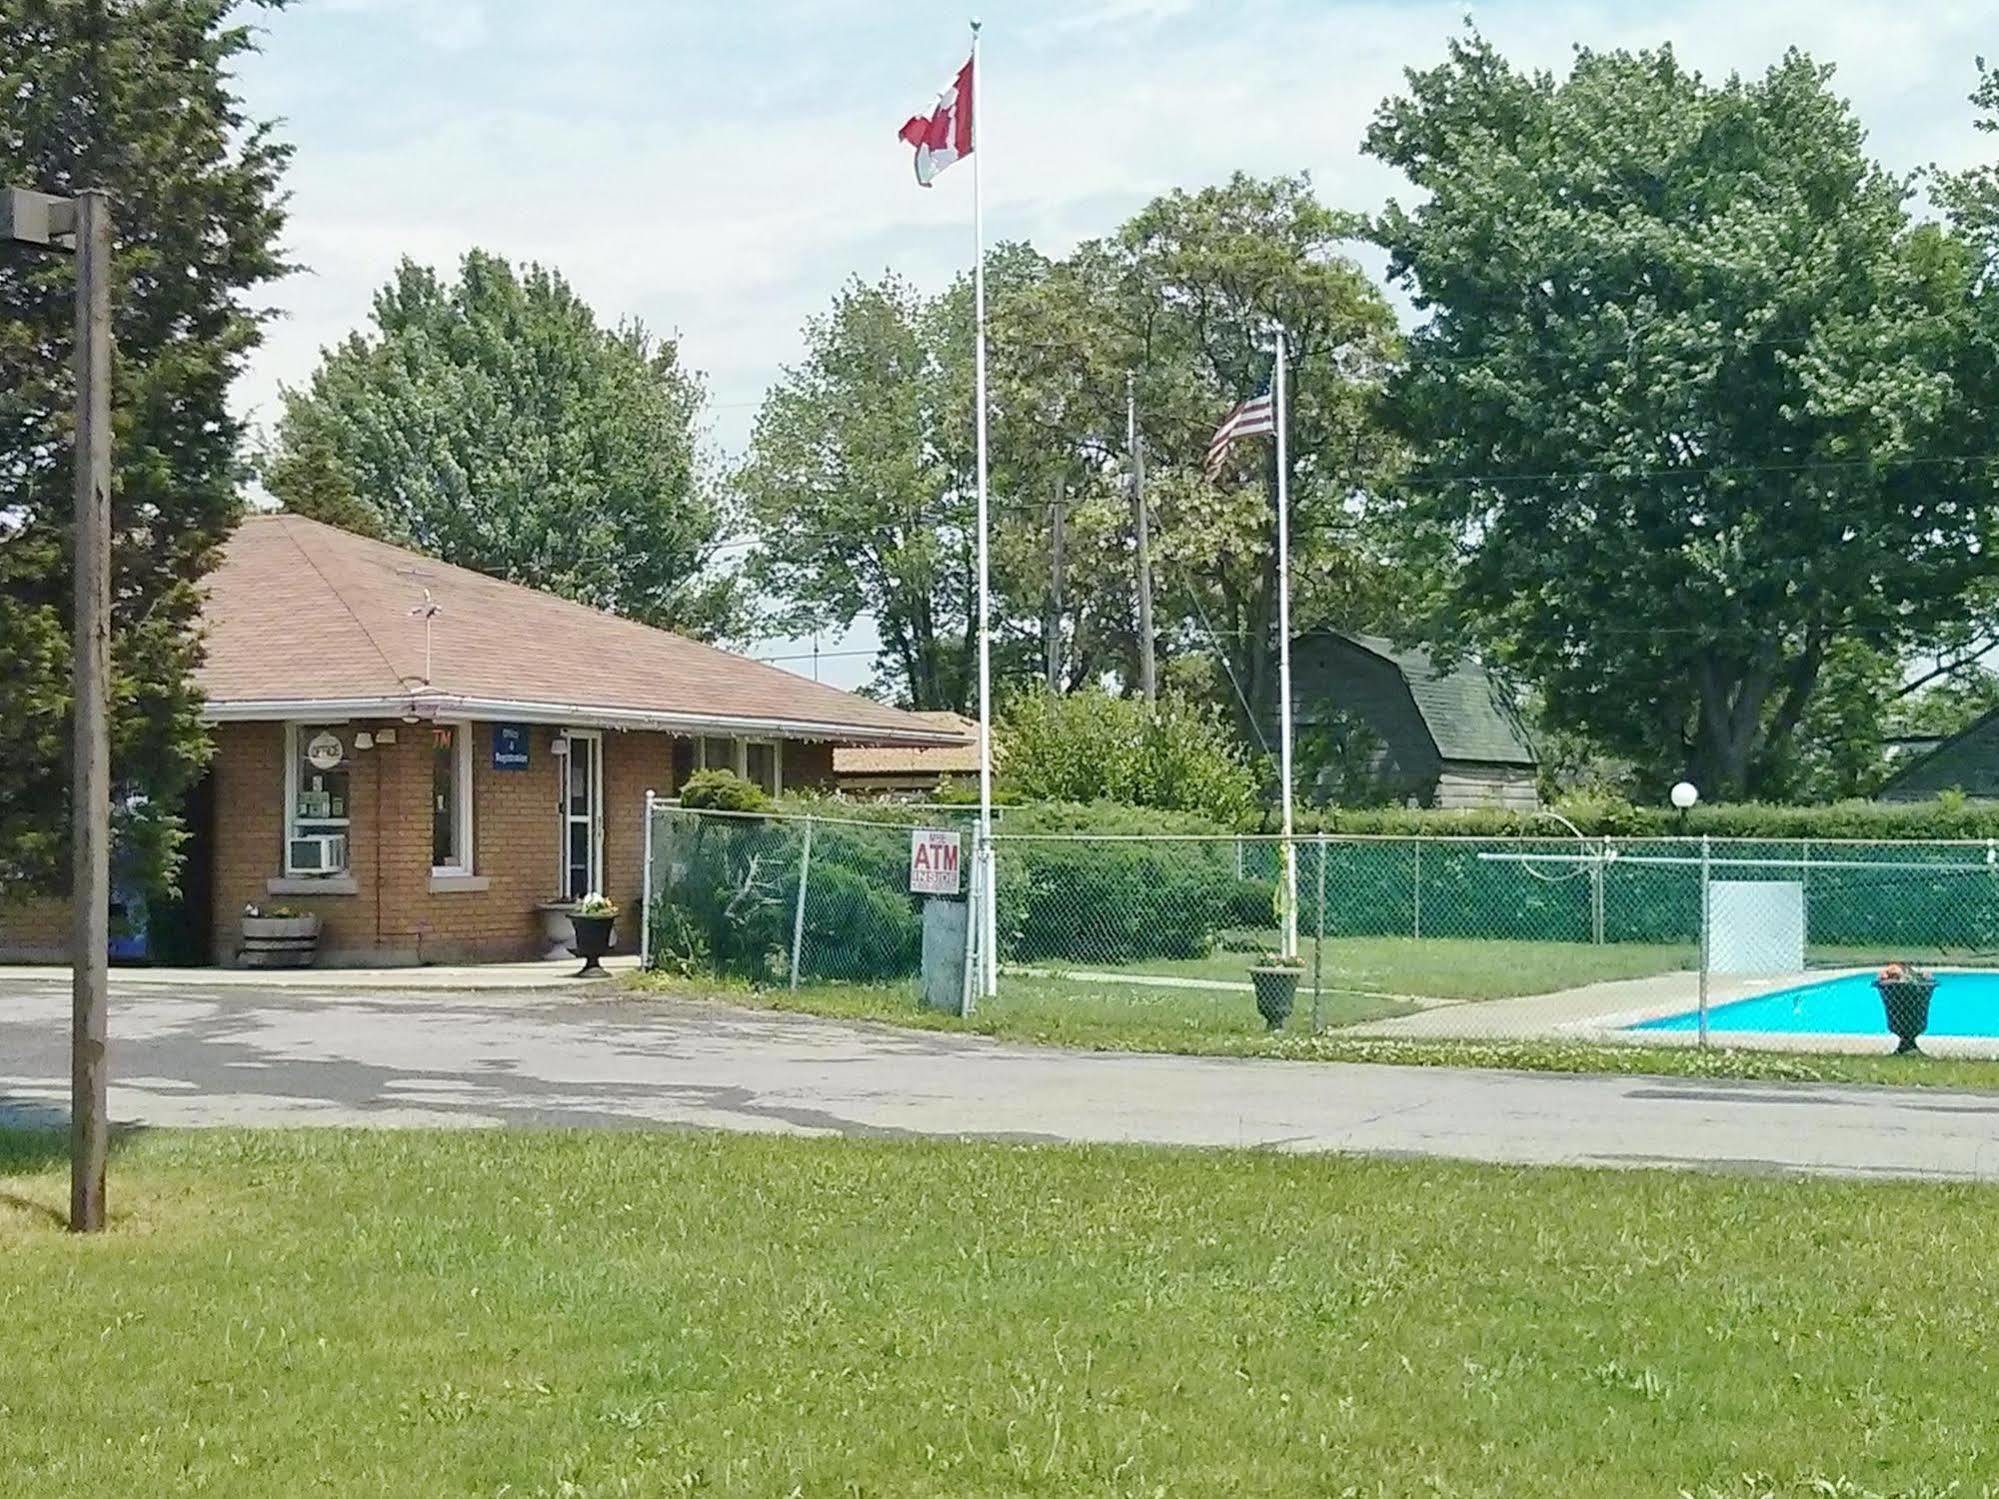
[70,189,113,1233]
[1045,484,1065,691]
[1128,372,1156,705]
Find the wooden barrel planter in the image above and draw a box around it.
[241,912,321,968]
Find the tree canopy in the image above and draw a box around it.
[996,686,1261,827]
[266,251,736,636]
[1366,32,1998,801]
[739,175,1408,725]
[0,0,290,893]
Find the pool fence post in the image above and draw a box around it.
[788,814,814,991]
[1412,838,1422,940]
[1592,837,1607,946]
[1801,838,1812,951]
[1697,833,1712,1050]
[1312,832,1327,1032]
[640,789,655,971]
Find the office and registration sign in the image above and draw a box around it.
[908,828,962,896]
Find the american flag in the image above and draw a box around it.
[1204,388,1276,481]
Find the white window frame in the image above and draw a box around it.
[557,729,605,901]
[284,720,353,877]
[695,734,783,797]
[429,721,475,876]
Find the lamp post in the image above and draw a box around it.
[1670,780,1699,833]
[5,185,114,1233]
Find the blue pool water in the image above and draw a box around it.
[1636,970,1999,1036]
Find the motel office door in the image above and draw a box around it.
[559,730,604,901]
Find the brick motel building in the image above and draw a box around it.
[0,514,965,967]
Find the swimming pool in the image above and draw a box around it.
[1635,970,1999,1036]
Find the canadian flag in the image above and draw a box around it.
[898,56,973,187]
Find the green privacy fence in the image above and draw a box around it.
[1266,836,1999,954]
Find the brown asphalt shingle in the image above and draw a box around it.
[196,514,958,743]
[834,712,980,775]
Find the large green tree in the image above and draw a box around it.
[1048,174,1407,746]
[0,0,289,893]
[266,251,735,634]
[1367,33,1996,800]
[736,271,979,710]
[743,177,1408,727]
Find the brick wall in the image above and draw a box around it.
[0,894,72,962]
[209,721,695,966]
[5,725,848,966]
[786,740,835,792]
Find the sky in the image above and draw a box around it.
[231,0,1997,689]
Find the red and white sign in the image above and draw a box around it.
[909,828,963,895]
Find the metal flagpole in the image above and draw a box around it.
[970,17,996,995]
[1273,327,1299,958]
[1129,371,1156,706]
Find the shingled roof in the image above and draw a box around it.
[833,711,980,777]
[1342,634,1537,767]
[196,514,960,745]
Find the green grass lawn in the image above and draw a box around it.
[639,968,1417,1048]
[6,1128,1999,1496]
[1050,932,1695,1000]
[628,969,1999,1093]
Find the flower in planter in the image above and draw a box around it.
[574,892,619,918]
[1877,962,1931,985]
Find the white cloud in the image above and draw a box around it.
[230,0,1995,689]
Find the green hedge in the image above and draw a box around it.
[1296,791,1999,841]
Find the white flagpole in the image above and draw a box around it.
[1274,326,1299,959]
[970,17,997,995]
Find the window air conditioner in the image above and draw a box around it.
[288,833,348,874]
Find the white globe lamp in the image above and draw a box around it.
[1669,781,1700,812]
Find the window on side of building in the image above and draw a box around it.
[431,722,473,874]
[743,738,781,797]
[689,735,783,798]
[285,722,353,877]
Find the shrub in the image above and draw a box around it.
[680,769,772,814]
[799,863,921,982]
[1226,877,1278,929]
[650,815,793,982]
[993,801,1236,965]
[997,687,1260,827]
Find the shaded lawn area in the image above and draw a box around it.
[6,1128,1999,1497]
[1046,932,1694,1000]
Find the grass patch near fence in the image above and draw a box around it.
[634,968,1418,1047]
[1053,931,1693,1000]
[627,969,1999,1092]
[7,1128,1999,1496]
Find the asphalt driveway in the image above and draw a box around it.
[6,971,1999,1180]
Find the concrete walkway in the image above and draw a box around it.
[5,971,1999,1181]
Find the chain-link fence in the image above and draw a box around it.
[644,803,971,997]
[644,809,1999,1056]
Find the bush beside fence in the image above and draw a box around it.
[647,803,1999,993]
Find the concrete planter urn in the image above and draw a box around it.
[537,903,577,956]
[568,894,619,977]
[241,906,320,968]
[1249,960,1303,1032]
[1874,963,1936,1055]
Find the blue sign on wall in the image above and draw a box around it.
[492,723,531,771]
